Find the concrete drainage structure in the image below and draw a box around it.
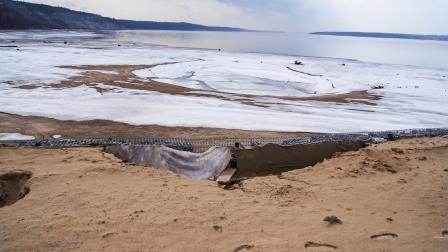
[234,140,367,177]
[1,128,447,180]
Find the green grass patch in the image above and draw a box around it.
[212,224,222,232]
[323,215,342,225]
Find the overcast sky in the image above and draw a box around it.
[23,0,448,34]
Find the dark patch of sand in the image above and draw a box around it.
[15,64,382,107]
[0,112,309,139]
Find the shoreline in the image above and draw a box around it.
[0,112,309,139]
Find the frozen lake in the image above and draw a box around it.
[0,30,447,133]
[113,30,448,69]
[2,30,447,69]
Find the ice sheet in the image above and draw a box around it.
[0,133,35,141]
[0,31,447,133]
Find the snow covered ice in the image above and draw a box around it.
[0,133,35,141]
[0,31,447,133]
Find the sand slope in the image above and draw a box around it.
[1,137,448,251]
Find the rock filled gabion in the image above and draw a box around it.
[2,128,447,153]
[281,128,448,146]
[281,134,371,146]
[5,138,194,152]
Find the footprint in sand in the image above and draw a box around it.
[233,244,254,252]
[62,156,74,163]
[370,232,398,240]
[304,241,338,250]
[432,230,448,239]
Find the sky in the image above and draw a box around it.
[22,0,448,34]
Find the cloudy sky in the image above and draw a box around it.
[23,0,448,34]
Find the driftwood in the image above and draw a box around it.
[217,177,247,186]
[217,177,247,190]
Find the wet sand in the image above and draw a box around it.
[1,137,447,251]
[16,64,382,106]
[0,63,381,140]
[0,112,309,139]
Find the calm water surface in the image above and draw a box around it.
[113,30,448,69]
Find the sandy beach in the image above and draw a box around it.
[1,137,447,251]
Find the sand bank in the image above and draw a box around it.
[1,137,447,251]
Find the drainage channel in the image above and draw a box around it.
[234,140,367,178]
[0,128,446,183]
[102,128,448,181]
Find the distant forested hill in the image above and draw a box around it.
[0,0,246,31]
[311,32,448,42]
